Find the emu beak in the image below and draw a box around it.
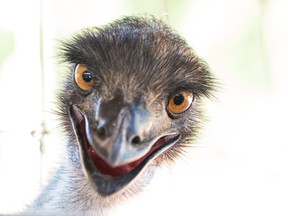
[69,95,180,196]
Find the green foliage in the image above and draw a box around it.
[0,30,14,67]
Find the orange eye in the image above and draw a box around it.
[74,64,94,91]
[168,92,193,114]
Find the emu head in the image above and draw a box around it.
[58,16,215,197]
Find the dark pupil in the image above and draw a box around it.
[82,71,92,82]
[173,94,184,105]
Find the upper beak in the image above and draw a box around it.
[83,94,153,167]
[85,106,152,167]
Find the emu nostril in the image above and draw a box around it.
[96,127,107,140]
[131,136,141,145]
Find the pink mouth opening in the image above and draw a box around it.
[86,135,175,177]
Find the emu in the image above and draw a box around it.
[24,15,215,215]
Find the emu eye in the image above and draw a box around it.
[74,64,94,92]
[168,92,193,114]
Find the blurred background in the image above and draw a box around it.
[0,0,288,215]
